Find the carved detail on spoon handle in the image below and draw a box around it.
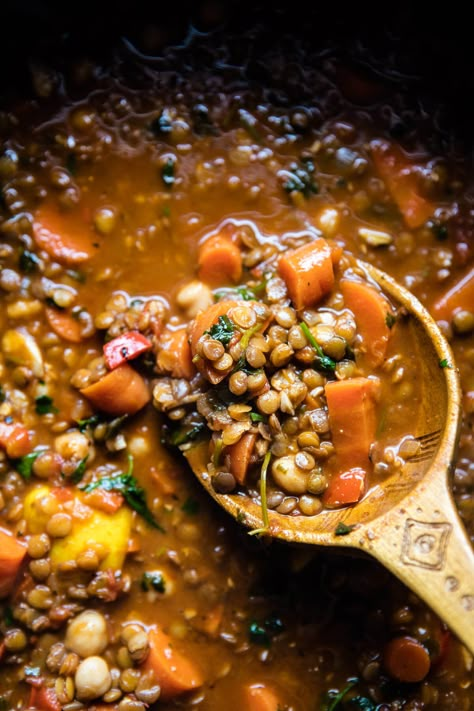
[368,481,474,655]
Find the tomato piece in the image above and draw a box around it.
[103,331,153,370]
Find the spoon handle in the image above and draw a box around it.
[368,481,474,654]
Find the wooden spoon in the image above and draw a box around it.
[185,260,474,654]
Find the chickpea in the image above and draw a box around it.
[75,656,112,700]
[176,280,213,318]
[54,431,90,460]
[66,610,109,657]
[94,206,118,235]
[271,455,308,494]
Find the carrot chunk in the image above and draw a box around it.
[341,278,394,368]
[432,265,474,322]
[157,327,195,380]
[83,488,124,514]
[383,636,431,683]
[0,526,27,598]
[243,684,281,711]
[29,686,61,711]
[0,421,32,459]
[198,233,242,285]
[323,467,367,507]
[372,140,435,229]
[80,363,150,416]
[143,627,204,700]
[33,204,97,265]
[325,377,379,468]
[45,306,85,343]
[278,238,335,310]
[227,432,257,485]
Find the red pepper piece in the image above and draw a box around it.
[103,331,152,370]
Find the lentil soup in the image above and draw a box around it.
[0,7,474,711]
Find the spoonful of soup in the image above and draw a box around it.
[154,234,472,655]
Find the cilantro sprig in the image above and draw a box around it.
[82,455,164,531]
[300,322,336,372]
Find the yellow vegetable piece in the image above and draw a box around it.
[23,486,132,571]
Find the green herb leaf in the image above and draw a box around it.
[16,451,41,480]
[71,456,88,484]
[4,606,14,627]
[181,497,200,515]
[322,679,359,711]
[248,621,270,646]
[281,159,319,198]
[76,414,100,433]
[163,421,206,448]
[250,412,264,423]
[439,358,453,369]
[161,158,175,188]
[385,313,396,329]
[35,395,58,415]
[300,322,336,372]
[335,522,355,536]
[19,249,41,273]
[83,455,164,531]
[206,315,235,345]
[249,450,271,537]
[141,571,166,593]
[236,509,247,524]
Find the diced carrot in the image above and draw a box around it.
[323,467,367,507]
[33,204,97,265]
[383,636,431,683]
[143,626,204,700]
[157,327,195,380]
[227,433,257,485]
[80,363,150,416]
[243,684,281,711]
[51,487,74,503]
[341,278,394,368]
[29,686,61,711]
[198,233,242,285]
[432,265,474,322]
[0,526,27,598]
[278,238,335,310]
[103,331,153,370]
[83,488,124,514]
[0,421,32,459]
[372,140,435,229]
[150,466,179,497]
[191,603,224,638]
[325,377,379,495]
[45,306,84,343]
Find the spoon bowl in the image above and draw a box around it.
[185,260,474,653]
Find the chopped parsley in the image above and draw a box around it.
[35,395,58,415]
[206,315,235,345]
[181,496,200,515]
[141,571,166,593]
[83,455,164,531]
[161,157,175,188]
[71,456,88,484]
[250,412,264,423]
[19,249,41,273]
[335,522,355,536]
[385,313,396,329]
[281,157,319,198]
[248,621,270,646]
[77,414,100,432]
[163,421,206,448]
[300,322,336,372]
[16,451,41,480]
[4,606,14,627]
[439,358,453,369]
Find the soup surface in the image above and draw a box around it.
[0,12,474,711]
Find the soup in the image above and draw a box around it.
[0,11,473,711]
